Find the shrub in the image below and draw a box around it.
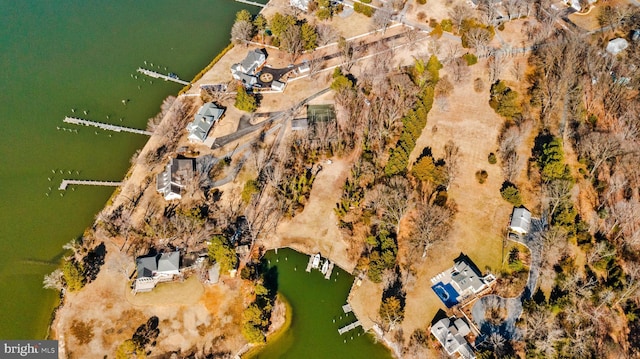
[430,23,443,39]
[353,2,375,17]
[417,0,427,4]
[474,77,484,93]
[441,19,453,32]
[475,170,488,184]
[462,53,478,66]
[234,86,258,112]
[417,11,426,21]
[497,23,505,31]
[361,0,372,3]
[242,179,260,203]
[488,152,497,164]
[500,181,523,207]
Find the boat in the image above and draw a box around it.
[312,253,321,269]
[321,259,329,275]
[168,72,179,79]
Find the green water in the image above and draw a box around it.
[251,249,392,359]
[0,0,253,339]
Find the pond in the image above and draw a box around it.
[247,248,392,359]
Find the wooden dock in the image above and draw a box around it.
[63,117,153,136]
[136,68,190,85]
[234,0,266,7]
[59,179,122,190]
[324,261,334,279]
[338,320,361,335]
[342,304,352,314]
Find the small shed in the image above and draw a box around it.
[271,80,286,92]
[509,207,531,235]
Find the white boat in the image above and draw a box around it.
[321,260,329,275]
[312,253,321,269]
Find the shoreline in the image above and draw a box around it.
[242,293,293,358]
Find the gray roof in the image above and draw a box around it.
[291,118,308,130]
[510,207,531,234]
[237,72,257,87]
[239,49,266,75]
[137,256,157,279]
[156,158,195,200]
[452,259,485,293]
[431,317,475,358]
[271,80,286,91]
[137,251,181,278]
[187,103,224,142]
[158,251,180,272]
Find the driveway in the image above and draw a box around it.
[471,218,546,341]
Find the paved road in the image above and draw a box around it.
[471,218,546,341]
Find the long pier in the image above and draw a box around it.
[234,0,266,7]
[63,117,153,136]
[136,68,190,85]
[338,320,361,335]
[59,179,122,191]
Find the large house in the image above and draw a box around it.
[186,102,224,143]
[156,157,195,200]
[231,49,267,88]
[431,316,476,359]
[134,251,181,293]
[451,258,492,298]
[508,207,531,236]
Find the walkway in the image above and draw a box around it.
[471,218,546,340]
[58,179,122,190]
[136,68,190,85]
[338,320,361,335]
[234,0,265,7]
[63,117,153,136]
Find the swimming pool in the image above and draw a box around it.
[432,282,459,308]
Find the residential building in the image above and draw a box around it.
[156,157,195,200]
[186,102,225,143]
[431,316,476,359]
[271,80,286,92]
[509,207,531,236]
[134,251,181,293]
[451,258,490,298]
[231,49,267,88]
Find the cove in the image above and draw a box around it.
[248,248,393,359]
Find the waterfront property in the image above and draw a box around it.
[186,102,225,143]
[231,48,267,88]
[508,207,531,236]
[430,316,476,359]
[431,254,496,307]
[134,251,181,293]
[156,157,195,200]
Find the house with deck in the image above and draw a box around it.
[231,49,267,88]
[186,102,225,143]
[156,157,195,200]
[431,316,476,359]
[431,255,496,307]
[133,251,181,293]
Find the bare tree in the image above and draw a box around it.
[230,20,255,44]
[579,131,624,177]
[377,176,412,233]
[542,179,573,218]
[504,0,523,20]
[281,25,303,62]
[466,27,492,55]
[409,203,453,259]
[449,4,473,30]
[477,0,499,25]
[443,140,460,189]
[448,57,471,83]
[317,23,339,46]
[487,53,507,82]
[372,2,394,32]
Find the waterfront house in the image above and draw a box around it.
[508,207,531,236]
[430,316,476,359]
[231,49,267,88]
[431,254,496,307]
[134,251,181,293]
[156,157,195,200]
[186,102,225,143]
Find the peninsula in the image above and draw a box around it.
[47,0,640,358]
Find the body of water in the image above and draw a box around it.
[250,248,392,359]
[0,0,251,339]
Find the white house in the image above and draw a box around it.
[186,102,225,143]
[156,157,195,200]
[134,251,181,293]
[231,49,267,88]
[431,317,476,359]
[450,258,493,298]
[509,207,531,235]
[607,38,629,56]
[271,80,286,92]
